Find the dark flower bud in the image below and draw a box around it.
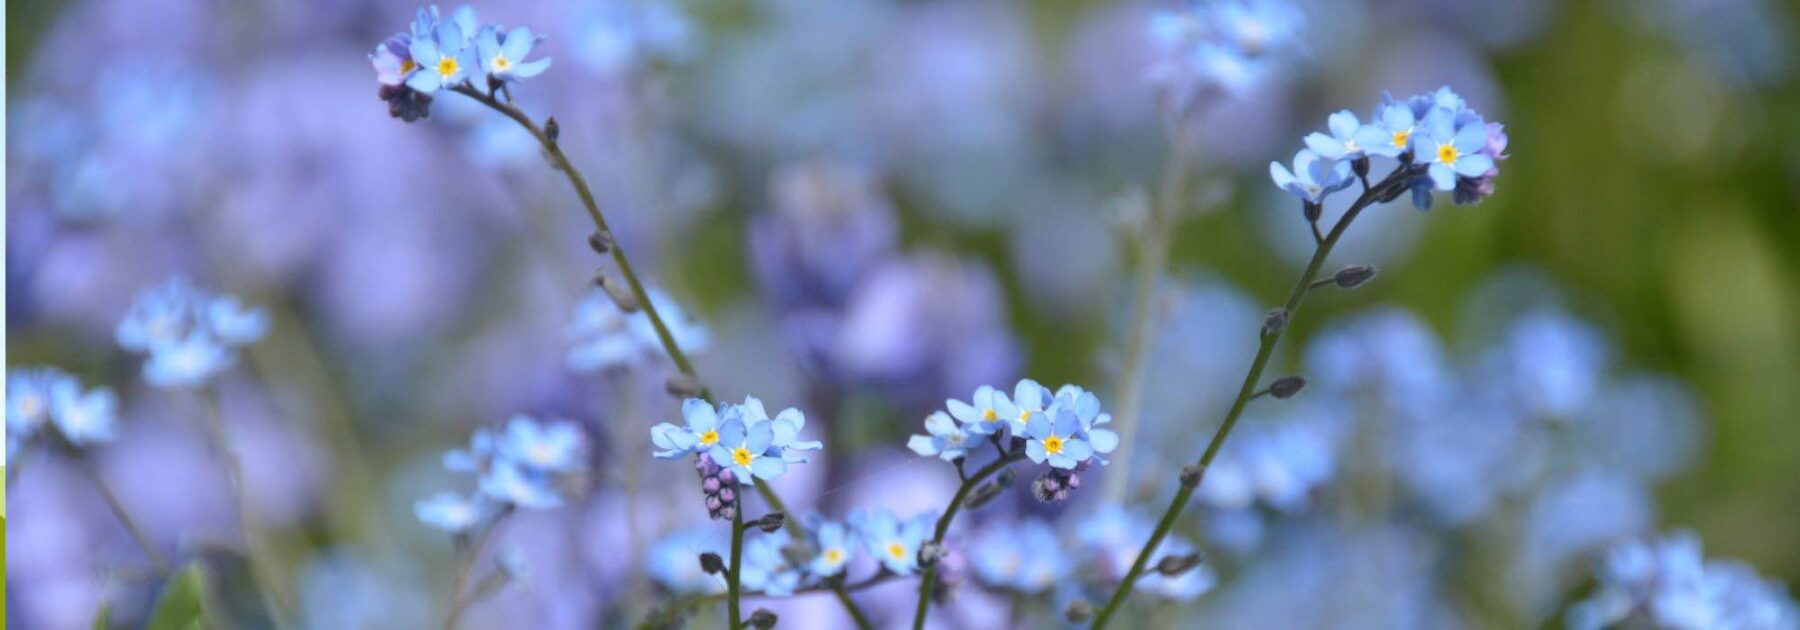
[705,496,723,511]
[995,467,1017,487]
[964,481,1005,509]
[717,487,736,503]
[701,477,721,493]
[1302,201,1322,223]
[1262,309,1290,337]
[1376,177,1413,203]
[545,116,561,143]
[748,608,778,629]
[699,552,725,575]
[918,541,946,566]
[486,74,504,95]
[1352,156,1370,179]
[1179,464,1205,488]
[1063,599,1094,624]
[594,273,640,313]
[755,513,786,533]
[665,374,700,398]
[717,469,736,486]
[587,231,613,254]
[1155,552,1205,576]
[1332,265,1377,289]
[715,504,736,521]
[1268,375,1306,400]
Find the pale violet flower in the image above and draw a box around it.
[476,26,552,83]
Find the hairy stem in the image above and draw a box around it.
[1089,168,1420,628]
[912,451,1027,629]
[728,506,746,629]
[196,390,292,630]
[1103,130,1198,502]
[444,507,513,630]
[76,452,170,574]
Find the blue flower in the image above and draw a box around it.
[116,278,200,352]
[737,397,822,463]
[740,528,803,596]
[414,491,489,533]
[1418,107,1495,191]
[566,287,709,373]
[646,526,727,594]
[851,510,933,575]
[809,520,858,577]
[49,379,117,447]
[1360,94,1422,159]
[476,26,552,83]
[497,415,586,472]
[707,415,787,481]
[405,20,478,94]
[207,296,271,346]
[907,411,974,461]
[998,379,1052,437]
[1569,531,1800,630]
[1050,385,1120,461]
[1269,150,1353,204]
[7,367,71,439]
[1024,406,1099,470]
[969,518,1069,593]
[143,332,234,388]
[478,459,564,509]
[1304,110,1371,160]
[650,398,731,459]
[945,385,1011,436]
[369,34,416,86]
[443,428,496,472]
[117,278,267,388]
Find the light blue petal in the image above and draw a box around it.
[750,457,786,480]
[746,420,774,452]
[1303,133,1347,158]
[1327,110,1360,139]
[502,26,535,61]
[946,398,979,424]
[924,411,957,436]
[1428,163,1456,191]
[1062,439,1094,461]
[1454,154,1495,177]
[1269,161,1296,189]
[1089,428,1119,453]
[1453,119,1489,152]
[907,435,940,456]
[405,68,442,92]
[1026,440,1048,463]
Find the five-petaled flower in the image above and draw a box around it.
[851,509,933,575]
[1269,149,1353,205]
[476,26,553,83]
[809,520,858,577]
[1419,108,1496,192]
[1304,110,1371,160]
[707,414,788,481]
[907,411,974,461]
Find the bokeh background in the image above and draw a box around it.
[6,0,1800,628]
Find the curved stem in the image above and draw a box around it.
[728,507,746,629]
[444,507,513,630]
[1103,130,1198,502]
[75,452,170,574]
[1089,168,1420,629]
[830,581,875,630]
[196,390,293,630]
[912,451,1027,630]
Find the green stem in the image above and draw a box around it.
[912,451,1027,629]
[196,390,293,630]
[1089,169,1420,629]
[728,506,746,629]
[1102,130,1197,502]
[830,581,875,630]
[444,507,512,630]
[75,452,170,575]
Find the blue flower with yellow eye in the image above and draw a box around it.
[497,415,586,472]
[1051,385,1120,462]
[1360,94,1421,159]
[809,520,858,577]
[995,379,1052,436]
[406,20,478,94]
[740,528,803,596]
[946,385,1011,436]
[851,510,933,575]
[908,411,974,461]
[737,397,822,463]
[476,25,553,83]
[1269,149,1353,205]
[1418,108,1495,191]
[1025,406,1096,469]
[651,398,733,459]
[1304,110,1370,160]
[707,415,787,481]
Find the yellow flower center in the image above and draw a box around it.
[18,396,42,419]
[698,430,719,446]
[400,59,417,75]
[1018,409,1033,423]
[887,543,908,560]
[1436,143,1458,165]
[824,548,845,564]
[732,447,754,467]
[437,56,460,78]
[1391,129,1411,149]
[492,54,511,72]
[981,408,999,422]
[1044,435,1065,455]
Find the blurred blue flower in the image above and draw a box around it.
[740,528,803,596]
[1569,531,1799,630]
[851,509,933,575]
[142,332,235,388]
[443,427,496,473]
[907,411,974,461]
[569,0,697,75]
[7,367,70,440]
[650,398,731,460]
[207,296,272,346]
[566,288,710,373]
[1269,149,1353,204]
[1303,110,1371,160]
[808,519,857,577]
[1076,505,1215,600]
[117,278,268,389]
[646,525,727,594]
[1147,0,1303,112]
[478,459,565,509]
[1490,307,1608,420]
[968,518,1069,594]
[414,491,489,533]
[498,415,587,473]
[48,378,117,447]
[476,26,552,83]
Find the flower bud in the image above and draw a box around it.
[1332,265,1377,289]
[587,231,613,254]
[665,374,700,398]
[1262,309,1290,337]
[1268,375,1306,400]
[545,116,561,143]
[1179,464,1205,488]
[1352,156,1371,179]
[699,552,725,575]
[748,608,778,629]
[995,467,1017,487]
[593,273,640,313]
[1155,552,1205,576]
[1303,201,1322,223]
[1063,599,1094,624]
[918,541,946,566]
[755,512,786,533]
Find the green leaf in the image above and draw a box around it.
[146,563,209,630]
[90,599,110,630]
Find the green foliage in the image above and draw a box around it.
[146,564,210,630]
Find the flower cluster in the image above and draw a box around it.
[415,415,589,533]
[1273,86,1509,210]
[369,5,553,122]
[1147,0,1304,113]
[6,368,118,456]
[115,278,270,389]
[566,287,710,373]
[1568,531,1798,629]
[913,379,1120,470]
[652,397,821,521]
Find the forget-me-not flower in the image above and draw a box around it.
[117,278,268,389]
[851,509,934,575]
[907,411,974,461]
[945,385,1011,436]
[476,26,553,83]
[406,21,478,94]
[566,287,710,373]
[48,379,118,447]
[414,491,490,534]
[1361,94,1422,159]
[143,332,235,388]
[1025,406,1097,470]
[498,415,587,472]
[1419,108,1495,191]
[651,398,732,459]
[1051,384,1121,460]
[1269,149,1354,204]
[737,397,822,463]
[1304,110,1371,160]
[969,519,1070,593]
[478,458,565,509]
[809,520,858,577]
[740,528,804,596]
[707,415,787,481]
[7,367,70,438]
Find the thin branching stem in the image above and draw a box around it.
[196,390,293,630]
[1089,167,1421,629]
[912,450,1027,629]
[75,452,170,575]
[444,507,513,630]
